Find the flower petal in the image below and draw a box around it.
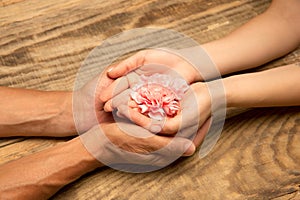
[130,73,188,120]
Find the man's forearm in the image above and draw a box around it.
[0,87,76,137]
[225,64,300,107]
[0,137,102,199]
[202,0,300,76]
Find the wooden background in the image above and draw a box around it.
[0,0,299,199]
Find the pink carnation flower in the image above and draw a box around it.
[130,73,189,120]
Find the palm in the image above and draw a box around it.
[73,70,114,133]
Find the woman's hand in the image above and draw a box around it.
[104,82,213,139]
[108,49,201,83]
[99,48,204,104]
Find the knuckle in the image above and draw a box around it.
[99,93,109,103]
[163,124,177,134]
[137,50,148,65]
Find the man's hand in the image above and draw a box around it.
[79,111,197,172]
[72,66,118,133]
[0,111,202,199]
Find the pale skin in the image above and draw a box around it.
[104,0,300,133]
[0,0,300,199]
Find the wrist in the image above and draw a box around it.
[45,91,77,136]
[224,74,253,108]
[177,46,222,82]
[159,47,202,83]
[191,82,212,116]
[67,137,103,169]
[58,91,77,134]
[177,59,202,83]
[176,47,203,83]
[224,76,239,107]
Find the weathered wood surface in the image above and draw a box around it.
[0,0,299,199]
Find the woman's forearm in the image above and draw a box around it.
[225,64,300,107]
[0,137,102,199]
[0,87,76,137]
[202,0,300,76]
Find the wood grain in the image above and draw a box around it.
[0,0,299,199]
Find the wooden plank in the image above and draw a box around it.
[0,138,67,164]
[50,108,300,200]
[0,0,299,199]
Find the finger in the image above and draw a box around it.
[182,142,196,157]
[134,63,172,76]
[96,63,119,95]
[101,71,141,103]
[118,106,183,135]
[107,51,147,79]
[100,76,129,102]
[125,72,140,88]
[104,93,138,113]
[106,63,118,73]
[104,99,113,112]
[154,86,203,135]
[160,115,181,134]
[116,110,127,119]
[128,100,138,108]
[156,136,195,158]
[193,117,212,148]
[117,105,165,134]
[103,89,131,112]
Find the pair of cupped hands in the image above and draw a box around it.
[74,49,213,168]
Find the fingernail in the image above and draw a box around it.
[107,67,114,73]
[108,101,116,112]
[104,104,111,112]
[185,143,191,150]
[150,125,162,133]
[184,143,195,156]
